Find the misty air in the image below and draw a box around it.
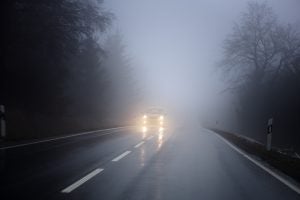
[0,0,300,199]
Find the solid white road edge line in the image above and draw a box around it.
[215,133,300,195]
[61,168,104,193]
[134,141,145,148]
[112,150,131,162]
[0,126,130,150]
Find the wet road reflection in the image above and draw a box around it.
[139,147,145,167]
[142,131,147,140]
[157,131,164,151]
[138,127,168,168]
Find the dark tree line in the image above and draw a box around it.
[0,0,140,139]
[220,2,300,151]
[103,32,141,123]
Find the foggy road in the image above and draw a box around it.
[0,126,299,200]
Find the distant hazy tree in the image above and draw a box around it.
[0,0,113,138]
[64,36,108,118]
[103,32,139,123]
[221,2,300,86]
[219,1,300,149]
[220,1,300,121]
[0,0,111,114]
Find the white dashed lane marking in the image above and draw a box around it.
[134,141,145,148]
[147,136,154,140]
[61,168,104,193]
[112,151,131,162]
[62,133,150,194]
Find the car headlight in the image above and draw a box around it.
[159,115,164,120]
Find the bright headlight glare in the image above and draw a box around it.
[142,126,147,132]
[159,115,164,120]
[143,115,147,119]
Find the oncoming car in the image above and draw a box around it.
[142,108,165,133]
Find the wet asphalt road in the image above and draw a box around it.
[0,126,299,200]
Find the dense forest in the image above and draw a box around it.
[220,2,300,151]
[0,0,140,139]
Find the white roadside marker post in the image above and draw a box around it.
[0,105,6,138]
[267,118,273,151]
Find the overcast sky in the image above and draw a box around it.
[103,0,300,115]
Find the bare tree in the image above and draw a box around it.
[219,2,300,149]
[221,2,300,85]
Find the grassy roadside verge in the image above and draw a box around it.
[210,128,300,183]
